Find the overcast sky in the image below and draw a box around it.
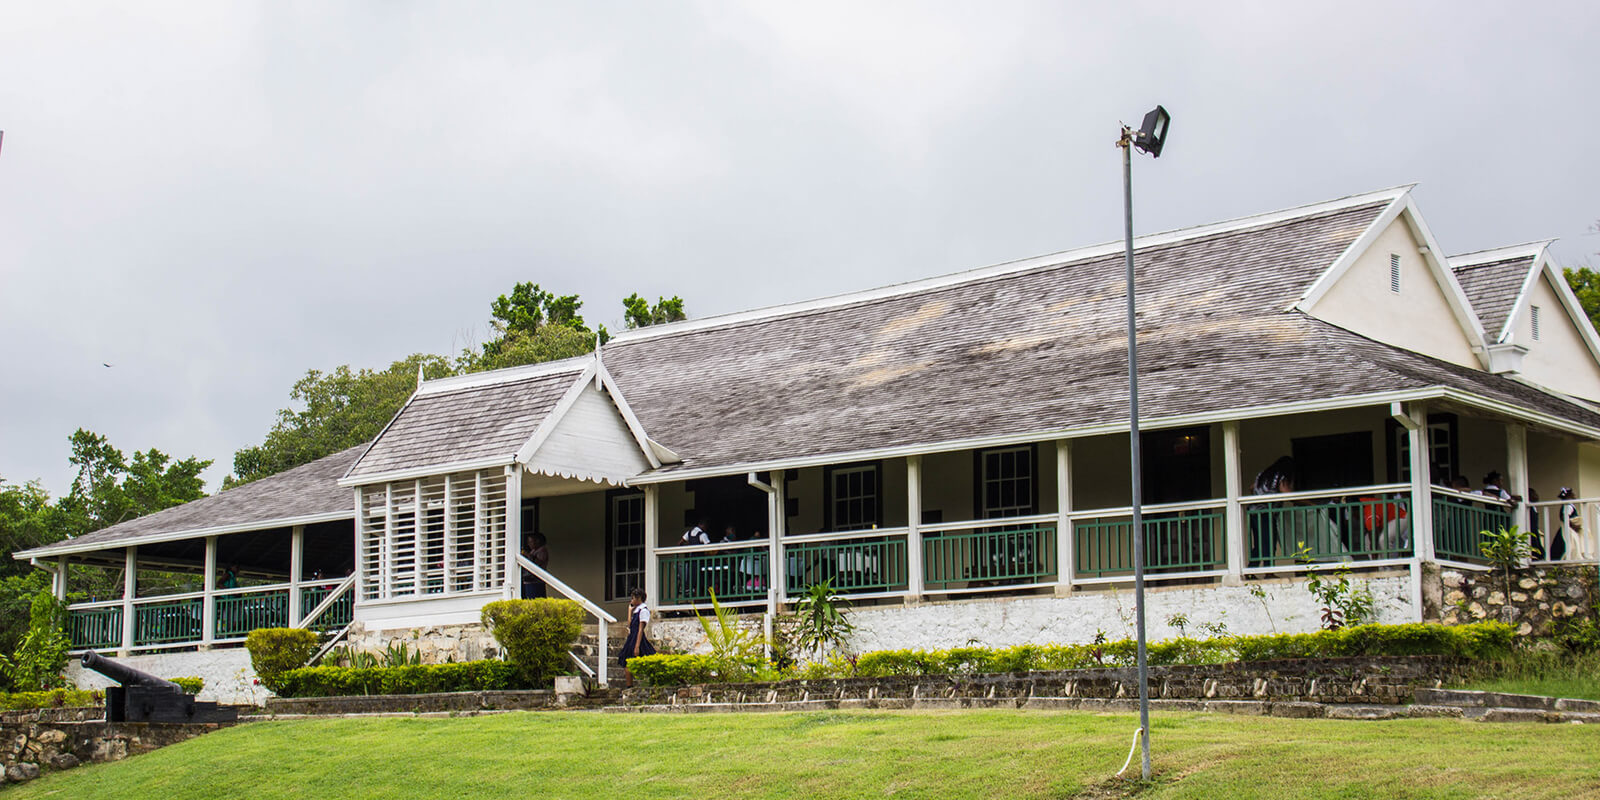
[2,2,1597,497]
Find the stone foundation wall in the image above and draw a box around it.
[1,719,230,786]
[343,621,501,664]
[1436,564,1598,635]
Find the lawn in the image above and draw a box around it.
[7,709,1598,800]
[1454,650,1600,701]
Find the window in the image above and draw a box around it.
[358,469,508,601]
[825,463,881,531]
[606,491,645,601]
[1292,432,1373,489]
[1531,305,1542,341]
[1389,253,1402,294]
[977,446,1036,518]
[1386,413,1458,484]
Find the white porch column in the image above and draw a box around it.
[771,472,788,607]
[55,556,68,601]
[288,525,305,625]
[643,485,661,605]
[1406,402,1436,562]
[906,455,924,602]
[201,536,217,649]
[1223,421,1245,583]
[1055,440,1074,592]
[504,466,523,600]
[120,547,137,656]
[1507,425,1531,535]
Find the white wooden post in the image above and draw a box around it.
[1055,441,1074,593]
[1408,402,1436,563]
[505,466,523,600]
[201,536,217,649]
[289,525,305,626]
[120,547,137,656]
[906,455,924,602]
[352,488,366,604]
[643,485,661,606]
[1507,425,1531,535]
[1223,421,1245,583]
[55,556,68,602]
[770,473,787,607]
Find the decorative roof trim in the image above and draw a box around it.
[1447,240,1552,268]
[337,456,517,488]
[596,361,668,469]
[11,510,354,560]
[513,363,600,466]
[610,186,1415,346]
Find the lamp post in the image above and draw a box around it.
[1117,104,1169,782]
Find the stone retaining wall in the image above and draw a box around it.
[264,689,559,716]
[1432,563,1597,635]
[1,719,230,787]
[344,621,502,664]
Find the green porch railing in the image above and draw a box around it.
[1246,494,1412,565]
[1433,493,1513,563]
[299,584,354,631]
[68,606,122,650]
[659,546,769,605]
[1074,509,1224,577]
[133,598,202,646]
[785,536,909,595]
[923,526,1055,591]
[214,589,290,640]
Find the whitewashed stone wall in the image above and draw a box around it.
[64,648,267,706]
[652,572,1417,657]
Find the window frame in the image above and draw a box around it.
[973,444,1039,519]
[604,489,647,602]
[823,461,884,532]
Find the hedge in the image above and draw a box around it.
[271,659,523,698]
[631,622,1516,686]
[245,628,321,693]
[170,676,204,695]
[0,689,103,711]
[482,599,585,687]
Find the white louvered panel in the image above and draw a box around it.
[359,485,387,601]
[419,476,447,595]
[388,480,419,597]
[480,471,509,590]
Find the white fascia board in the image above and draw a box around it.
[1447,241,1551,268]
[337,456,517,488]
[626,388,1442,485]
[512,363,598,465]
[11,510,354,561]
[1437,388,1600,441]
[415,357,589,395]
[1397,196,1492,359]
[1493,250,1547,345]
[1535,250,1600,365]
[595,362,665,469]
[1291,192,1409,312]
[615,186,1416,347]
[341,388,423,482]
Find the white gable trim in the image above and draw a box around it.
[341,388,424,482]
[596,361,666,469]
[509,360,664,471]
[1294,193,1490,366]
[514,363,599,465]
[1502,248,1600,364]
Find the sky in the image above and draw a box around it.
[2,1,1597,497]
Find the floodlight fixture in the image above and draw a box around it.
[1133,105,1170,158]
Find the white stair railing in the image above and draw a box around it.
[516,555,618,687]
[293,573,356,630]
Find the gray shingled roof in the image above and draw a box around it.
[1452,256,1534,343]
[344,366,583,479]
[603,202,1600,475]
[15,444,365,557]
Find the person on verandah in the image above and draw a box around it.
[620,587,656,688]
[521,533,550,599]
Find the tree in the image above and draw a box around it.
[465,282,599,372]
[0,479,71,580]
[226,353,454,487]
[61,430,210,532]
[623,293,687,329]
[1565,266,1600,333]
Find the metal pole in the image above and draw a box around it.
[1120,130,1152,781]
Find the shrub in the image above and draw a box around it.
[0,592,71,691]
[0,688,102,711]
[169,676,204,695]
[272,659,522,698]
[482,598,585,686]
[626,654,719,687]
[245,628,321,693]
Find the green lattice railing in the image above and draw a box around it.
[1433,493,1513,563]
[133,598,202,646]
[1246,494,1412,565]
[785,536,909,595]
[923,526,1054,591]
[1074,509,1224,577]
[68,606,122,650]
[659,546,770,605]
[213,589,289,640]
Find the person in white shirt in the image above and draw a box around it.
[680,520,711,546]
[620,587,656,688]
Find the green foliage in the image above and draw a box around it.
[1565,266,1600,334]
[1555,617,1600,654]
[0,480,73,580]
[61,429,211,531]
[481,599,585,687]
[272,659,524,698]
[0,571,54,684]
[0,688,103,711]
[0,592,70,691]
[227,354,455,487]
[245,628,321,692]
[169,676,204,694]
[1480,525,1533,597]
[622,294,687,329]
[626,654,721,686]
[792,581,853,660]
[1295,544,1376,629]
[460,324,595,373]
[693,591,768,681]
[324,645,380,669]
[380,640,422,667]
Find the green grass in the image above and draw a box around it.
[8,710,1598,800]
[1455,650,1600,701]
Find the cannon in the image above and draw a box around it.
[81,651,238,723]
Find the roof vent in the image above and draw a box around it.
[1531,305,1542,341]
[1389,254,1401,294]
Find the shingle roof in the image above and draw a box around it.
[1451,256,1534,343]
[343,365,584,479]
[15,444,366,557]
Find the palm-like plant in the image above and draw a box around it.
[694,590,766,679]
[794,580,854,660]
[1480,525,1532,599]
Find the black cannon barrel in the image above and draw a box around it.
[81,651,183,693]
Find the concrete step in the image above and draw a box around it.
[1412,688,1600,714]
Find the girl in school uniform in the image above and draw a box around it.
[620,587,657,688]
